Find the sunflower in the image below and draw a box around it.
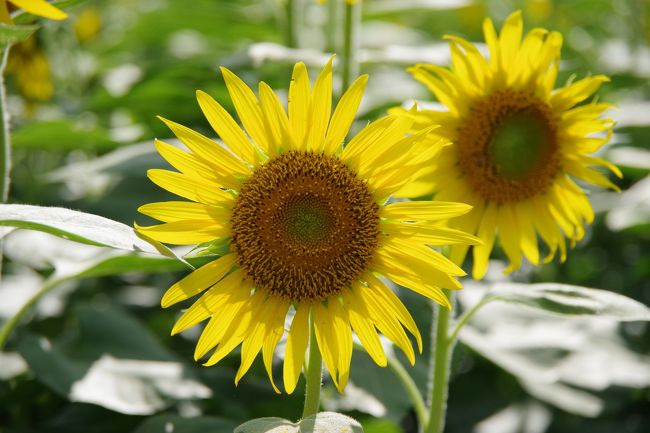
[399,11,620,279]
[0,0,67,24]
[7,34,53,102]
[137,59,477,393]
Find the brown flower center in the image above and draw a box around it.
[230,151,380,302]
[456,90,560,204]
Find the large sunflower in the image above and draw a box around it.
[137,59,477,393]
[400,11,620,279]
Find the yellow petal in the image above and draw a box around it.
[10,0,67,19]
[236,296,287,388]
[551,75,610,112]
[382,201,473,222]
[472,203,497,280]
[382,222,482,246]
[147,169,234,205]
[153,139,226,186]
[220,67,271,155]
[158,114,250,176]
[138,201,230,224]
[352,280,416,365]
[323,75,368,155]
[194,283,250,360]
[203,291,265,367]
[160,254,237,308]
[327,297,353,390]
[498,11,523,73]
[497,205,523,273]
[171,269,246,335]
[259,82,294,154]
[344,291,387,367]
[195,90,258,164]
[313,302,340,391]
[306,57,333,151]
[288,62,312,150]
[134,220,227,245]
[383,237,467,276]
[262,299,289,394]
[283,304,310,394]
[364,272,422,353]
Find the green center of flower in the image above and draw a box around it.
[489,112,548,179]
[456,90,560,204]
[284,195,333,246]
[230,151,380,302]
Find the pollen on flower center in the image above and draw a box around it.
[230,151,380,302]
[456,90,560,204]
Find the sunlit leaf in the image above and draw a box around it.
[235,412,364,433]
[486,283,650,321]
[0,204,167,255]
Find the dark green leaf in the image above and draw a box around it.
[12,120,119,151]
[134,415,236,433]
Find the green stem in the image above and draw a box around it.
[325,0,338,53]
[285,0,298,48]
[388,354,428,428]
[341,1,360,90]
[0,277,67,351]
[0,44,11,203]
[424,290,453,433]
[301,312,322,418]
[447,296,493,345]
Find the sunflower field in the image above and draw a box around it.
[0,1,649,433]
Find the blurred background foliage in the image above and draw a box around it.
[1,0,649,432]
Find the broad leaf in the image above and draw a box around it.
[18,305,211,415]
[0,204,167,255]
[235,412,363,433]
[486,283,650,321]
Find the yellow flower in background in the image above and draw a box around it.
[401,11,620,279]
[0,0,67,24]
[74,7,101,43]
[137,59,477,393]
[6,34,52,102]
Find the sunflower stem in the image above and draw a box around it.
[0,277,68,351]
[341,0,360,90]
[447,295,493,345]
[0,44,11,279]
[388,354,428,428]
[424,290,454,433]
[285,0,298,48]
[301,312,322,418]
[0,44,10,203]
[325,0,338,53]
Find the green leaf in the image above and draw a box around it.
[235,417,296,433]
[0,22,38,45]
[133,415,236,433]
[12,120,119,151]
[486,283,650,321]
[0,204,166,255]
[18,305,212,415]
[235,412,363,433]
